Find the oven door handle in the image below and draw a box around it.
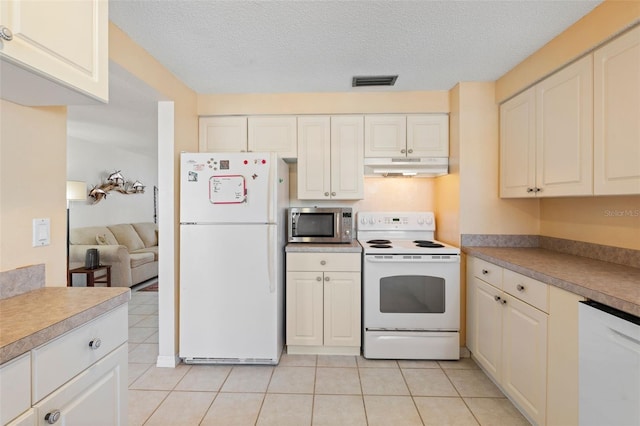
[365,256,460,263]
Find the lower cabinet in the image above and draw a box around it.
[0,304,128,426]
[468,256,584,425]
[468,257,549,425]
[286,252,361,355]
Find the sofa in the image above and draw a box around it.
[69,223,158,287]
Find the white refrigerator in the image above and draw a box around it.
[179,152,289,364]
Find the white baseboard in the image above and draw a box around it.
[156,354,180,368]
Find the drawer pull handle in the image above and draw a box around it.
[0,26,13,41]
[89,338,102,350]
[482,269,489,275]
[320,260,326,265]
[516,284,525,292]
[45,410,61,424]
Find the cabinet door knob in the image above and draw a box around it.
[400,149,406,154]
[324,192,329,197]
[527,187,534,193]
[324,276,330,281]
[331,192,336,196]
[501,299,507,305]
[320,260,326,265]
[494,295,501,302]
[89,338,102,350]
[316,276,322,281]
[482,269,489,275]
[408,149,413,154]
[535,187,542,193]
[45,410,61,424]
[516,284,525,292]
[0,26,13,41]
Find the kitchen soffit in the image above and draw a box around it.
[109,0,603,95]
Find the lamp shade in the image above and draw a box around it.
[66,181,87,201]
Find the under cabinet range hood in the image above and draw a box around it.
[364,157,448,177]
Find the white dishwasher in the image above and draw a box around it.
[579,301,640,426]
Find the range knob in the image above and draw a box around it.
[369,217,376,225]
[425,215,434,225]
[360,216,368,225]
[417,217,425,225]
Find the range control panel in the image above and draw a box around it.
[357,212,435,232]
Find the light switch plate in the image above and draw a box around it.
[33,218,50,247]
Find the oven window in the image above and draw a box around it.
[380,275,445,313]
[296,213,334,237]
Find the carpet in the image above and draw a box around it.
[139,282,158,292]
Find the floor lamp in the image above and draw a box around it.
[67,181,86,286]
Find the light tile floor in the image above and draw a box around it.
[127,289,530,426]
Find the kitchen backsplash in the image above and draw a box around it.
[0,264,45,299]
[462,234,640,269]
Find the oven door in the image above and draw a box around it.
[363,254,460,330]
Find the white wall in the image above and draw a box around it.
[67,136,158,227]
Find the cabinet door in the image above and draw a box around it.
[248,116,297,158]
[364,115,406,157]
[473,278,502,379]
[466,259,477,353]
[0,0,108,104]
[330,115,364,200]
[500,87,536,198]
[501,294,548,426]
[324,272,361,347]
[407,114,449,157]
[536,55,593,197]
[0,353,30,425]
[594,26,640,195]
[199,116,248,152]
[34,344,127,426]
[286,271,324,346]
[297,116,331,200]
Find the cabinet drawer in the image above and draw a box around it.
[473,258,503,289]
[0,353,31,425]
[287,253,361,272]
[503,269,549,312]
[32,305,128,403]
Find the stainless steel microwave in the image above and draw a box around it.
[288,207,353,243]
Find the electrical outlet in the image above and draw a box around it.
[33,218,50,247]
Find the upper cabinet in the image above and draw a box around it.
[199,116,248,152]
[297,115,364,200]
[500,55,593,197]
[248,116,297,158]
[199,115,297,159]
[364,114,449,158]
[0,0,108,105]
[593,25,640,195]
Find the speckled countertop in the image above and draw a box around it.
[0,287,130,364]
[286,241,363,253]
[463,247,640,317]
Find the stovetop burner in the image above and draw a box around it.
[414,240,445,248]
[367,239,391,245]
[369,244,392,248]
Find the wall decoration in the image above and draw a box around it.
[89,170,146,204]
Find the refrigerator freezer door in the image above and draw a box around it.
[180,152,278,224]
[179,223,282,362]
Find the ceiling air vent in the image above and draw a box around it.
[352,75,398,87]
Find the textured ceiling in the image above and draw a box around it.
[109,0,602,94]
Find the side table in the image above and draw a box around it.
[68,265,112,287]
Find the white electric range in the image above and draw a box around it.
[358,212,461,360]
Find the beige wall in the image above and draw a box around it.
[541,196,640,250]
[496,0,640,103]
[198,91,449,115]
[0,101,67,285]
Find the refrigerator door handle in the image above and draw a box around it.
[267,154,274,223]
[268,226,276,293]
